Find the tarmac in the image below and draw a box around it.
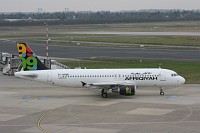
[1,41,200,61]
[1,71,200,133]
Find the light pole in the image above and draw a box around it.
[45,22,49,59]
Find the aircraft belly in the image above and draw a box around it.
[135,80,156,87]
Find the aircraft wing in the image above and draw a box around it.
[81,81,136,88]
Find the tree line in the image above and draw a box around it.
[0,10,200,26]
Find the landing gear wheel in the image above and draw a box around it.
[101,89,108,98]
[160,88,164,95]
[160,92,165,95]
[102,93,108,98]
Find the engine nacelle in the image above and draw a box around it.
[112,85,136,96]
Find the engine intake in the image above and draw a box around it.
[112,85,136,96]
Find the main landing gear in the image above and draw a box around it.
[101,89,108,98]
[160,87,165,95]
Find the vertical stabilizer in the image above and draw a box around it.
[17,43,47,71]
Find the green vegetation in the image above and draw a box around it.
[0,34,45,38]
[1,33,200,48]
[61,59,200,84]
[23,35,200,49]
[75,36,200,46]
[1,21,200,49]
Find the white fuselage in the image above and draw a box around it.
[15,68,185,88]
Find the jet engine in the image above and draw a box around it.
[112,85,136,96]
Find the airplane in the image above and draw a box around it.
[15,43,185,98]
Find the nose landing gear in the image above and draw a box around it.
[160,87,165,95]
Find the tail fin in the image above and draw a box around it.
[17,43,47,71]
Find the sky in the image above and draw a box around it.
[1,0,200,12]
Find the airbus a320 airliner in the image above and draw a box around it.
[15,43,185,98]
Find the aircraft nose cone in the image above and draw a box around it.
[182,77,186,84]
[179,76,185,84]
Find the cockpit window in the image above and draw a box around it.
[171,73,178,77]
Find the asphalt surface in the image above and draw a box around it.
[1,72,200,133]
[1,29,200,36]
[69,31,200,36]
[0,40,200,61]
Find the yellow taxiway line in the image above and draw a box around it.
[37,113,50,133]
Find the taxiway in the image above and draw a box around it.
[0,72,200,133]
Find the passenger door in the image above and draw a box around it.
[47,71,52,82]
[160,71,166,81]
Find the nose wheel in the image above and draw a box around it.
[101,89,108,98]
[160,88,165,95]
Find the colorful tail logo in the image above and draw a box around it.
[17,43,47,71]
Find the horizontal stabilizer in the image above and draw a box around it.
[15,72,38,78]
[22,74,38,78]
